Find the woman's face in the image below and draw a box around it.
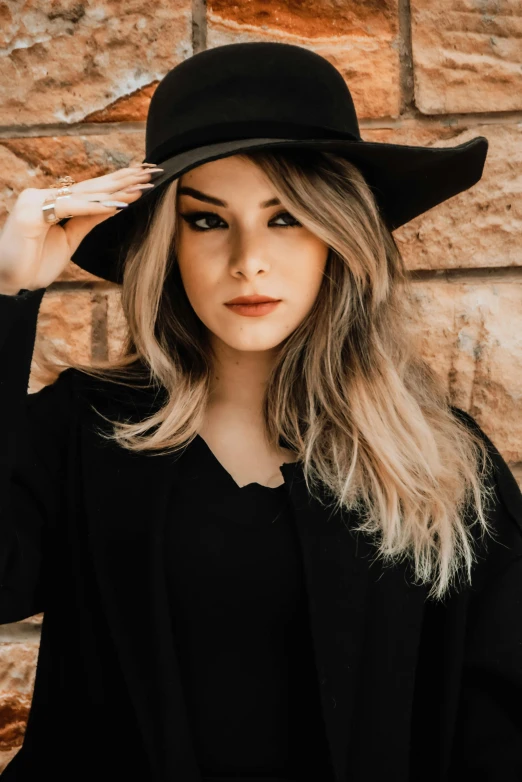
[175,154,329,355]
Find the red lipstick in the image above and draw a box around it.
[225,299,281,317]
[225,294,280,304]
[224,293,282,317]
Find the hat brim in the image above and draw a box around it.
[66,134,488,284]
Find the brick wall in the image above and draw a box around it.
[0,0,520,770]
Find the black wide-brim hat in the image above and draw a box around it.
[61,41,489,285]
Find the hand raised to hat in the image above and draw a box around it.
[0,163,163,295]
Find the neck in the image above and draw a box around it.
[207,343,278,419]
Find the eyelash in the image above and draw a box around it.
[179,210,302,232]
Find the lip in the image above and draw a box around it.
[225,295,280,304]
[225,301,281,317]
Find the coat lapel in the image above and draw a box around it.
[80,389,428,782]
[279,461,429,781]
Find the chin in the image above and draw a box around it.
[216,331,286,353]
[227,340,283,352]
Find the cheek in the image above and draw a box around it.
[177,258,221,325]
[177,239,209,295]
[179,268,210,311]
[291,244,329,304]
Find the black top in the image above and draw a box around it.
[165,434,335,782]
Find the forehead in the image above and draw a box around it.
[179,154,266,187]
[177,155,279,209]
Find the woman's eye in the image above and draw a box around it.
[271,211,301,228]
[180,212,224,231]
[179,211,301,232]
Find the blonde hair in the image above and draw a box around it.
[35,147,497,601]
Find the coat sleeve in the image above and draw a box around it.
[447,407,522,780]
[0,288,76,624]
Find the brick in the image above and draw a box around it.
[409,278,522,463]
[411,0,522,113]
[29,289,94,392]
[0,1,192,125]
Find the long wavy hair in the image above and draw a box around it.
[34,148,497,601]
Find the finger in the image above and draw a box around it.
[73,168,163,195]
[51,189,143,220]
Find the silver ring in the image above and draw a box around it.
[42,189,74,224]
[42,176,77,224]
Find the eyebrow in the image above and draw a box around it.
[177,186,281,209]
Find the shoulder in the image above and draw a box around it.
[449,406,521,526]
[449,404,522,580]
[42,367,166,422]
[27,366,79,410]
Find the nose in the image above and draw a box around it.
[229,225,271,278]
[229,234,272,278]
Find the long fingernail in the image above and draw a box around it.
[125,184,156,192]
[101,200,129,208]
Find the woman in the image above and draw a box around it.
[0,41,520,782]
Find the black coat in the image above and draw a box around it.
[1,288,522,782]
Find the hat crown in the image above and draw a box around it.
[145,42,362,164]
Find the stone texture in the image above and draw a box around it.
[207,0,401,119]
[29,289,95,392]
[106,287,129,362]
[0,747,20,775]
[0,692,29,753]
[362,122,522,270]
[408,278,522,464]
[0,621,41,644]
[0,643,39,763]
[0,1,192,125]
[0,645,38,699]
[411,0,522,114]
